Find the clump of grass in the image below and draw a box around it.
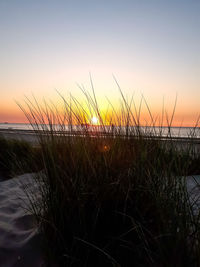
[19,85,200,266]
[0,136,41,178]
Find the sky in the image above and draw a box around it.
[0,0,199,125]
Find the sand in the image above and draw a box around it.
[0,129,39,145]
[186,175,200,215]
[0,173,44,267]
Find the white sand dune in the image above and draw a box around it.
[0,173,44,267]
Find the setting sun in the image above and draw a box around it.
[91,116,98,125]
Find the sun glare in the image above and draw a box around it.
[91,116,98,125]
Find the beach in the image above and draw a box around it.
[0,129,39,145]
[1,128,200,152]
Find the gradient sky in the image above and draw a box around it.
[0,0,199,125]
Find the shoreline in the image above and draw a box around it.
[1,128,200,141]
[0,129,39,145]
[1,129,200,153]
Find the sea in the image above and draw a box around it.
[0,123,200,138]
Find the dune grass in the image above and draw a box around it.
[18,87,200,266]
[0,136,41,178]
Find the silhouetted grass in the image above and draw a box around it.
[0,136,42,178]
[18,87,200,266]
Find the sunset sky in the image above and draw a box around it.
[0,0,199,125]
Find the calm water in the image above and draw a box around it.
[0,123,199,138]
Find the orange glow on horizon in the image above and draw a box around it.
[0,105,199,127]
[0,93,199,127]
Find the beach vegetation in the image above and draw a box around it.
[18,86,200,266]
[0,136,42,178]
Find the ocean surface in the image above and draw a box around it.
[0,123,200,138]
